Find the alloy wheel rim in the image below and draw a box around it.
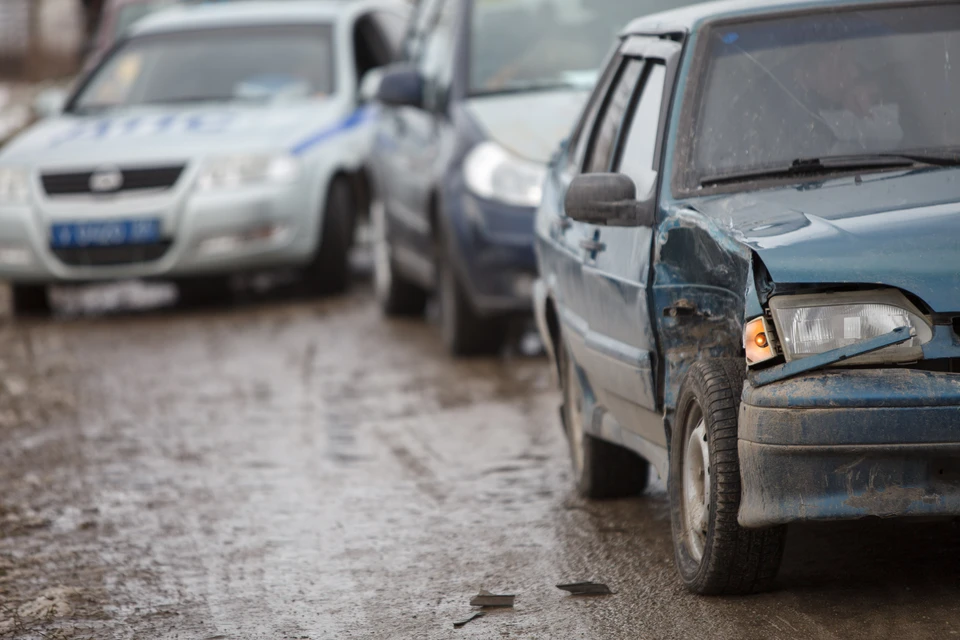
[682,416,710,563]
[371,200,392,301]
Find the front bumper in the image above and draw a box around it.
[447,190,537,316]
[738,369,960,527]
[0,182,317,284]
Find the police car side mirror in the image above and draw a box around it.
[375,63,424,109]
[359,67,384,105]
[33,87,68,119]
[564,173,656,227]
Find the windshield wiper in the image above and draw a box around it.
[699,154,922,187]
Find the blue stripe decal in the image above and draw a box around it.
[290,106,375,156]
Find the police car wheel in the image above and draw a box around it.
[560,339,649,499]
[372,197,427,316]
[10,284,51,317]
[437,241,506,357]
[175,277,232,308]
[669,359,785,595]
[304,177,352,295]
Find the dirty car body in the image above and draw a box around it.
[0,0,406,310]
[534,0,960,593]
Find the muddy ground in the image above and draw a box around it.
[2,274,960,640]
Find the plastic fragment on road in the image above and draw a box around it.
[469,589,515,607]
[556,581,614,596]
[453,612,484,629]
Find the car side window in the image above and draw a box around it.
[565,53,622,171]
[583,58,645,174]
[614,63,667,197]
[402,0,443,63]
[418,0,458,111]
[372,11,408,60]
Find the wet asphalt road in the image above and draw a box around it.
[6,277,960,639]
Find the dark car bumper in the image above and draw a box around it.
[447,190,537,316]
[738,369,960,528]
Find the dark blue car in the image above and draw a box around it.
[534,0,960,594]
[366,0,683,355]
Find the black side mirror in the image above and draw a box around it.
[375,63,424,109]
[564,173,656,227]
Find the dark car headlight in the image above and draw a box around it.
[463,141,546,208]
[768,289,932,365]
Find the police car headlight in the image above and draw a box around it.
[0,167,30,204]
[768,289,933,365]
[463,141,546,208]
[196,154,301,191]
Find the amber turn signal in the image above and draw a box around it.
[744,317,775,366]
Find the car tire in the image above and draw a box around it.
[175,276,233,308]
[560,339,649,498]
[10,284,51,317]
[303,176,353,295]
[669,359,786,595]
[437,238,506,357]
[372,198,427,316]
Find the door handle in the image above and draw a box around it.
[579,239,606,253]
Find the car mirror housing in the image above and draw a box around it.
[564,173,656,227]
[374,63,424,109]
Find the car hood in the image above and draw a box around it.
[0,99,352,167]
[688,168,960,312]
[464,89,589,165]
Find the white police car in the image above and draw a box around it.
[0,0,407,313]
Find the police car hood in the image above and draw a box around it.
[1,99,353,167]
[689,168,960,313]
[465,88,590,165]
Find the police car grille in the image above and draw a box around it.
[52,241,173,266]
[41,166,185,196]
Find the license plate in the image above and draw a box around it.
[50,219,162,249]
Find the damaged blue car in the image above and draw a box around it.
[533,0,960,594]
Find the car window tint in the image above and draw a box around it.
[566,52,621,171]
[583,58,644,174]
[615,63,666,196]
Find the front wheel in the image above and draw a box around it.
[10,284,51,317]
[560,339,649,498]
[302,177,353,295]
[669,359,786,595]
[436,243,506,357]
[372,198,427,316]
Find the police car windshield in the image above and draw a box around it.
[469,0,683,95]
[692,4,960,185]
[72,24,335,113]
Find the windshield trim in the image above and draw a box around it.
[67,23,336,115]
[670,0,960,199]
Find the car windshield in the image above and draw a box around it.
[469,0,685,95]
[73,25,334,113]
[113,1,179,39]
[692,4,960,183]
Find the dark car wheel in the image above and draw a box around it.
[302,177,353,295]
[560,339,649,498]
[175,276,233,308]
[669,359,786,595]
[372,198,427,316]
[10,284,51,317]
[437,240,506,357]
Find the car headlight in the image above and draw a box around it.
[196,154,301,191]
[768,289,932,365]
[0,167,30,204]
[463,141,546,208]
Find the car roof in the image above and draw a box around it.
[130,0,398,36]
[623,0,935,36]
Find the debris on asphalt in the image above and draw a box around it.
[557,582,614,596]
[453,612,485,629]
[469,590,515,608]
